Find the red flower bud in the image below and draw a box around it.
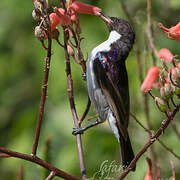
[141,66,160,93]
[158,48,174,63]
[159,22,180,42]
[68,1,101,16]
[144,158,152,180]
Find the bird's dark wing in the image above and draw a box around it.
[93,57,129,140]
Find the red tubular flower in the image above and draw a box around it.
[141,66,159,93]
[159,22,180,42]
[144,158,153,180]
[68,1,101,16]
[158,48,174,63]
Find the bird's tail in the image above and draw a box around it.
[119,133,136,171]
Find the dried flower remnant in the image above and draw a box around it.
[141,66,160,93]
[158,48,175,63]
[159,22,180,42]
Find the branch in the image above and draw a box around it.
[45,171,56,180]
[171,122,180,142]
[0,147,80,180]
[63,26,87,179]
[119,104,180,179]
[79,97,91,124]
[130,113,180,160]
[146,0,158,65]
[32,0,52,156]
[17,165,24,180]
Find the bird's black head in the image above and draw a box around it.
[107,17,135,50]
[99,15,135,62]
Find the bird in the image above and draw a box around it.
[73,14,135,170]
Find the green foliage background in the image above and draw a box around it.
[0,0,180,179]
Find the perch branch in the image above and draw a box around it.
[119,104,180,179]
[32,0,52,156]
[0,147,80,180]
[62,21,87,180]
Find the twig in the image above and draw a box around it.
[130,113,180,160]
[0,153,11,158]
[79,97,91,125]
[32,0,52,156]
[45,171,56,180]
[156,164,161,180]
[146,0,158,65]
[119,104,180,179]
[170,160,176,180]
[120,0,157,169]
[62,26,87,180]
[0,147,80,180]
[17,165,24,180]
[171,123,180,141]
[158,139,180,160]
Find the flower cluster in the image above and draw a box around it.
[32,0,102,42]
[141,22,180,112]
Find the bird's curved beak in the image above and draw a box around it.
[99,12,112,25]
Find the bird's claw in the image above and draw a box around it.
[72,127,85,135]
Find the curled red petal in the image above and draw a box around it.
[50,13,60,31]
[53,7,71,26]
[141,66,159,93]
[158,48,174,63]
[69,1,101,16]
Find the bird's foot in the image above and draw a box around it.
[72,127,85,135]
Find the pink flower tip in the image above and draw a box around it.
[159,22,180,42]
[68,1,101,16]
[158,48,174,63]
[141,66,160,93]
[144,158,153,180]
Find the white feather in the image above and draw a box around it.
[90,30,122,60]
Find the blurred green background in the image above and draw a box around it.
[0,0,180,179]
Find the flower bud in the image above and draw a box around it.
[34,26,45,41]
[33,0,42,14]
[174,87,180,96]
[67,45,74,56]
[158,48,174,63]
[160,83,174,101]
[141,66,159,93]
[155,97,168,112]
